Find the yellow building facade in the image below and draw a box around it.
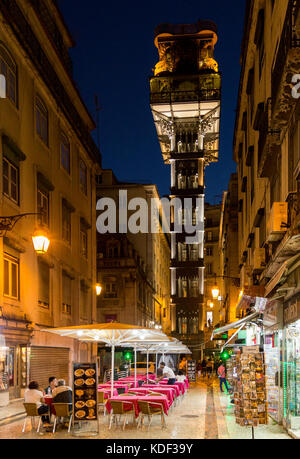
[0,0,101,404]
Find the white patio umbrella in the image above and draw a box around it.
[142,342,192,371]
[41,323,170,396]
[120,337,178,383]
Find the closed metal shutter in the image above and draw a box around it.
[29,346,70,390]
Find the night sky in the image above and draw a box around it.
[58,0,246,204]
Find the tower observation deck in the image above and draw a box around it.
[150,20,221,353]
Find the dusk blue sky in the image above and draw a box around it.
[58,0,246,204]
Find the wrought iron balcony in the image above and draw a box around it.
[150,73,221,105]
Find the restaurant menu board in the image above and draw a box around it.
[73,363,98,422]
[234,350,268,427]
[187,360,196,382]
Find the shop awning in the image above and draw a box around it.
[211,311,260,339]
[265,253,300,298]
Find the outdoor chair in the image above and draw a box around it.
[22,403,44,433]
[98,391,107,416]
[108,400,135,430]
[52,403,73,433]
[137,400,166,430]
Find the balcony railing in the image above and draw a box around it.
[271,0,300,112]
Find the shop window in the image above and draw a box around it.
[35,96,48,145]
[3,157,19,204]
[38,260,50,309]
[0,43,17,105]
[4,253,19,300]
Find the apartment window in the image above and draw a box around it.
[206,263,213,275]
[38,260,49,309]
[37,187,49,227]
[4,253,19,299]
[35,96,48,145]
[207,231,213,241]
[206,246,213,257]
[0,44,17,104]
[61,133,70,174]
[80,227,88,258]
[255,9,265,79]
[104,283,117,298]
[62,200,72,244]
[80,282,88,319]
[62,272,72,315]
[79,159,87,195]
[3,158,19,204]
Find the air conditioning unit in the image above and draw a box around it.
[253,248,266,271]
[266,202,288,242]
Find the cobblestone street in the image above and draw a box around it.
[0,379,291,440]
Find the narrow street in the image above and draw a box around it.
[0,379,290,440]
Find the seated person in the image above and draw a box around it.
[176,370,187,383]
[44,376,57,395]
[24,381,51,426]
[52,379,72,407]
[156,362,176,385]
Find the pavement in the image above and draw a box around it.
[0,379,291,439]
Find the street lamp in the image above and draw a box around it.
[32,231,50,254]
[96,284,102,296]
[212,286,220,299]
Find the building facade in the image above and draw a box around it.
[0,0,101,404]
[233,0,300,434]
[150,20,221,355]
[96,169,171,334]
[219,174,240,325]
[204,202,222,329]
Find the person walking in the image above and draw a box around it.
[201,358,207,378]
[207,359,214,379]
[217,362,229,393]
[196,360,202,380]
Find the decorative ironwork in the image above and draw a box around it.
[0,213,39,236]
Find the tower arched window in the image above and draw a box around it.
[0,43,17,104]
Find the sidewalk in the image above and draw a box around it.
[0,399,25,426]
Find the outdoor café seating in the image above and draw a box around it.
[22,403,44,433]
[52,403,73,433]
[137,400,166,430]
[108,400,136,430]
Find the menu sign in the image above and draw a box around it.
[186,360,196,382]
[73,363,98,422]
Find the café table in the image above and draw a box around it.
[128,387,175,404]
[105,394,170,418]
[142,384,181,397]
[98,383,130,393]
[159,380,186,395]
[98,388,118,398]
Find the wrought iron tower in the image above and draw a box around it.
[150,21,221,351]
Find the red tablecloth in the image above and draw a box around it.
[126,387,175,403]
[159,380,186,394]
[98,388,118,398]
[105,395,169,418]
[44,396,56,415]
[143,384,181,397]
[98,384,130,393]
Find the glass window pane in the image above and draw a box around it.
[11,262,18,298]
[4,259,9,295]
